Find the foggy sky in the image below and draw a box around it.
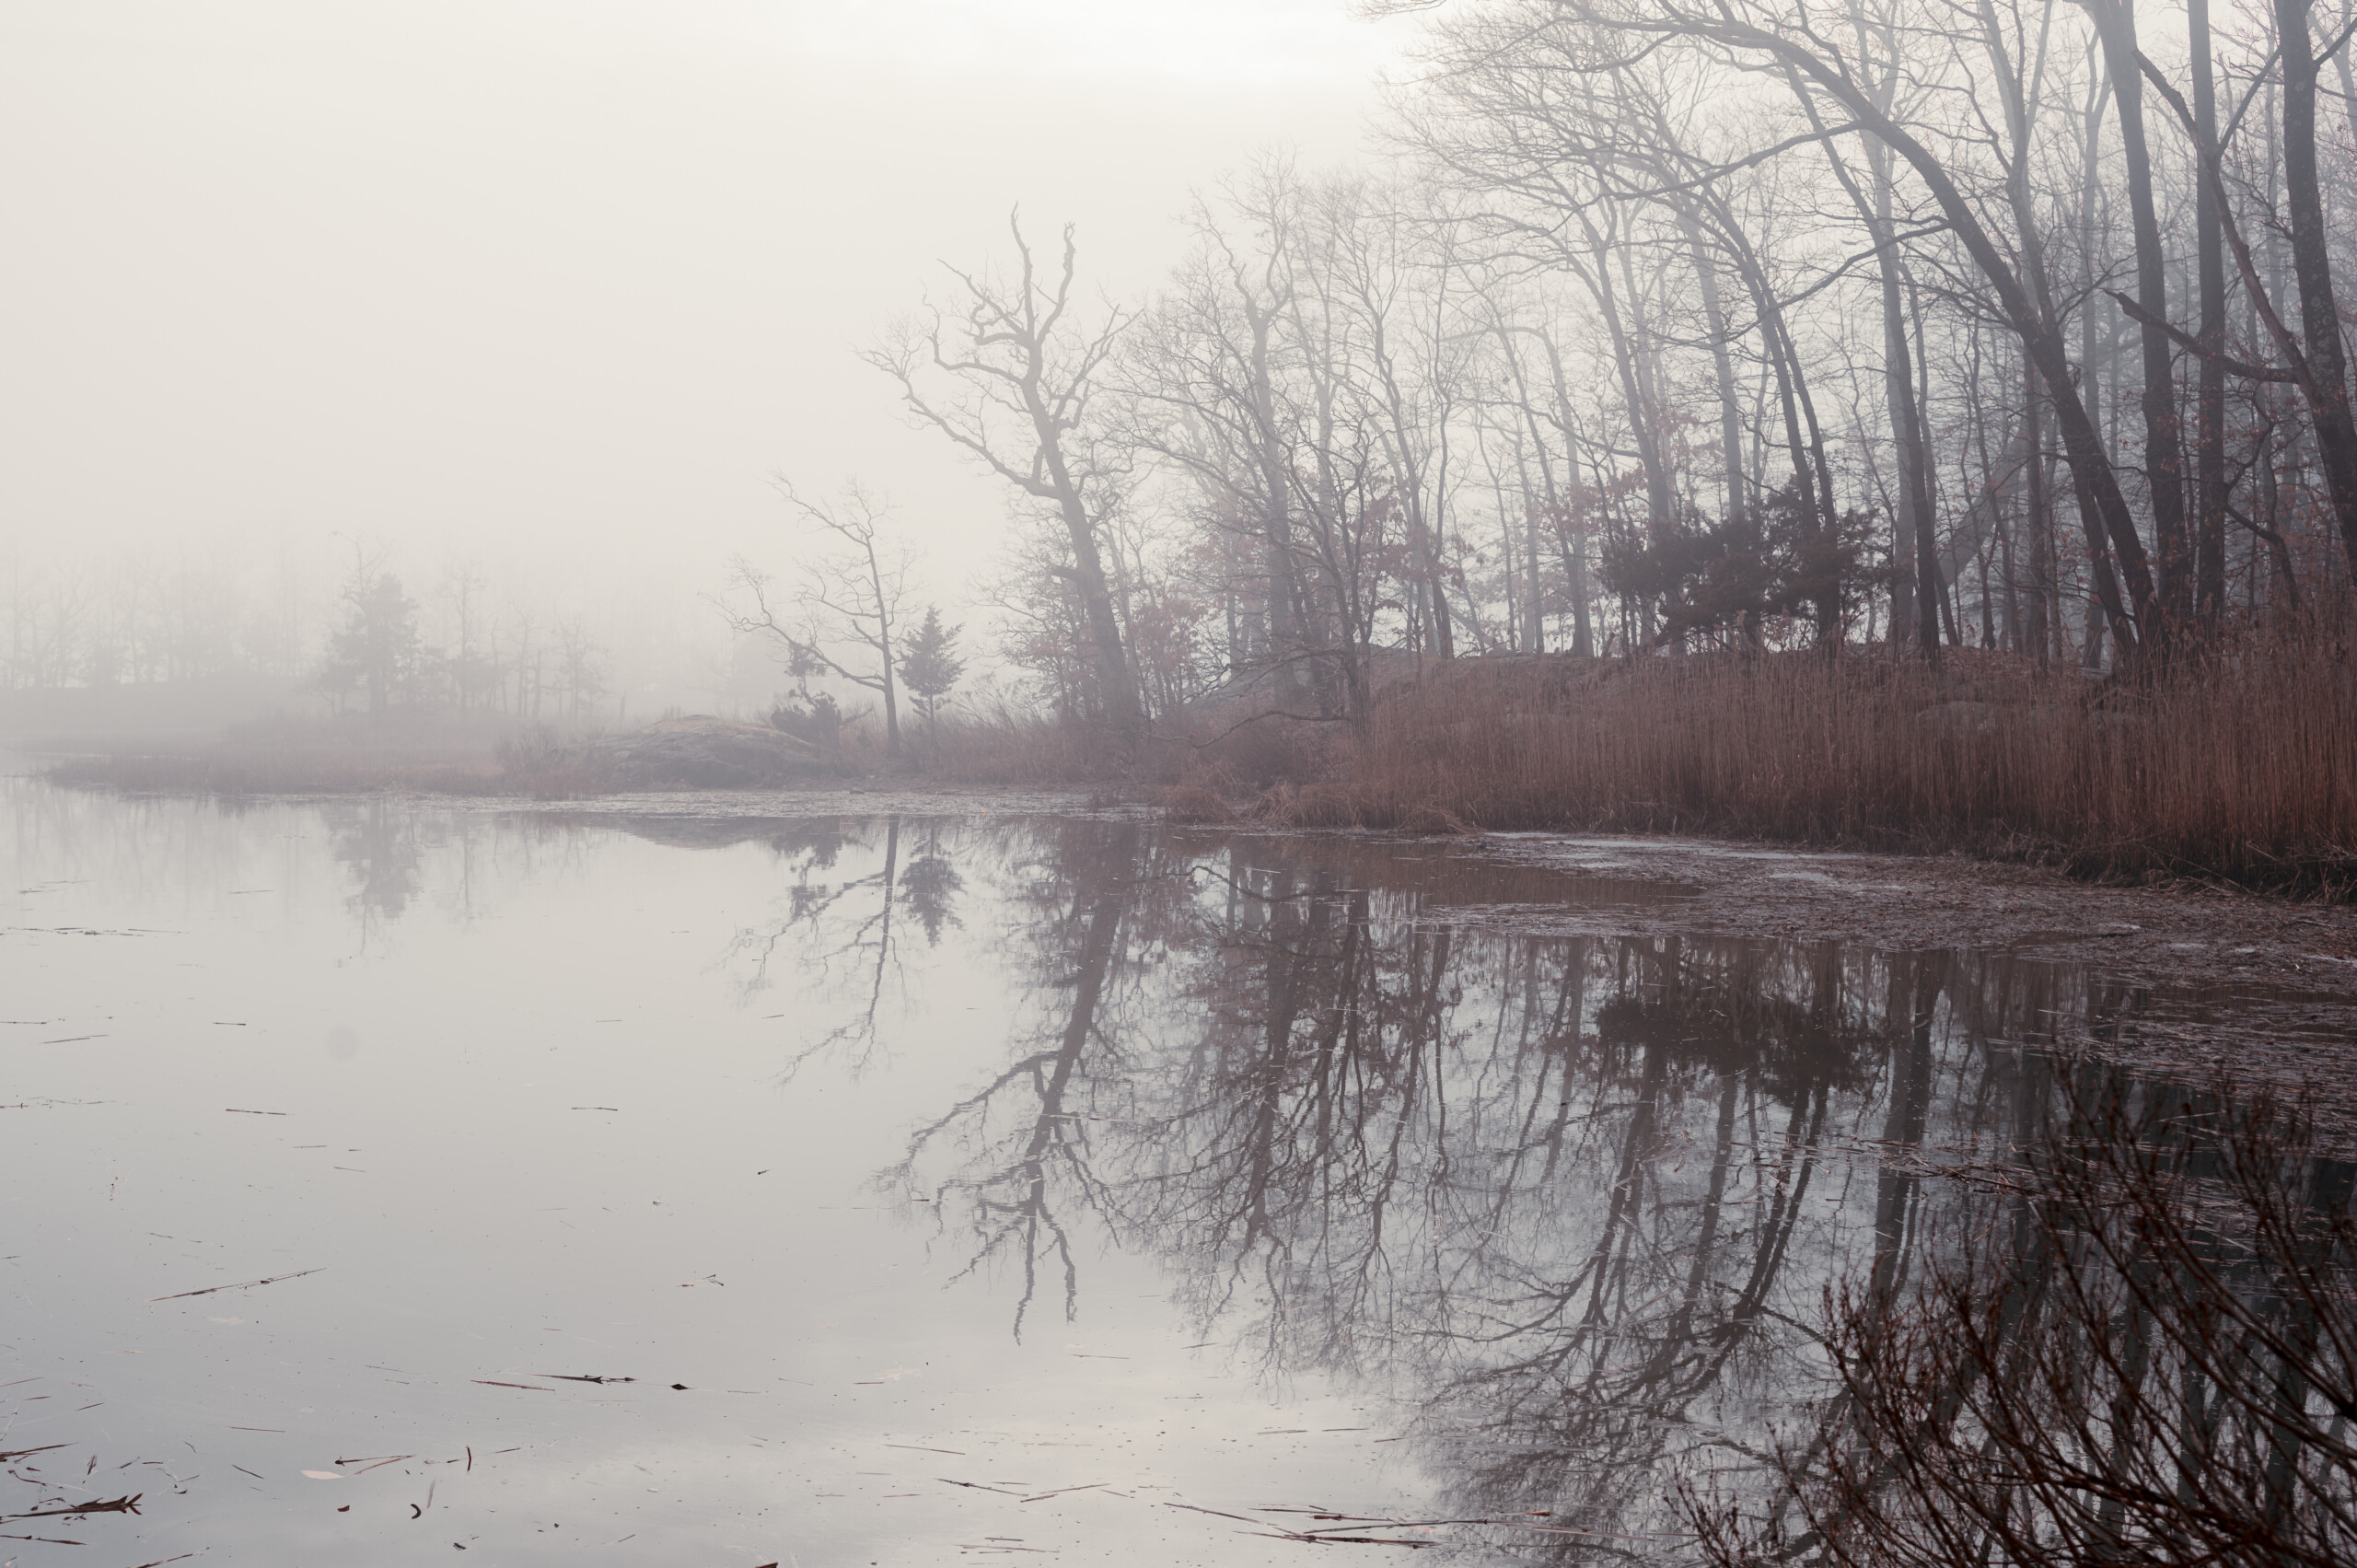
[3,1,1407,608]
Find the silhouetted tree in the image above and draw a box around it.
[320,558,422,717]
[896,604,965,739]
[728,481,911,756]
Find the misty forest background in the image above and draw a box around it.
[11,0,2357,879]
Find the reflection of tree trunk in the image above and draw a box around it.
[1643,1073,1739,1381]
[1538,940,1590,1183]
[999,863,1129,1338]
[863,819,900,1033]
[2264,1154,2356,1532]
[1731,1087,1827,1336]
[1242,871,1317,1247]
[1584,1032,1668,1329]
[1868,958,1939,1303]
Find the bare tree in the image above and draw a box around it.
[866,214,1144,731]
[727,481,911,757]
[552,616,606,726]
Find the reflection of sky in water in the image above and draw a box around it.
[0,781,2316,1563]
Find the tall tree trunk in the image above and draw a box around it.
[1038,451,1140,728]
[2088,0,2192,635]
[2272,0,2357,582]
[1678,213,1748,532]
[2191,0,2230,628]
[2026,348,2056,660]
[1538,331,1599,656]
[1242,297,1307,701]
[1573,208,1677,551]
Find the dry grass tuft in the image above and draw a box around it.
[1156,784,1237,825]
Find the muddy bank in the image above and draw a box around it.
[1396,829,2357,1109]
[1470,832,2357,988]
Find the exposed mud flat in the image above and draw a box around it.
[1432,831,2357,1122]
[1471,831,2357,987]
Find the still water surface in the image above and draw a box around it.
[0,783,2318,1564]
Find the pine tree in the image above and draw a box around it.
[896,606,964,739]
[321,569,423,717]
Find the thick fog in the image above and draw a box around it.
[3,1,1404,709]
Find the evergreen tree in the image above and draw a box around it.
[896,606,964,738]
[320,568,423,717]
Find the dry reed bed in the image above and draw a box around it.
[1257,647,2357,893]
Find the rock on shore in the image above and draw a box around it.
[578,714,829,787]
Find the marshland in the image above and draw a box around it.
[9,0,2357,1564]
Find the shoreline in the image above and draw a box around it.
[19,762,2355,995]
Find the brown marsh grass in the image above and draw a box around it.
[1248,642,2357,894]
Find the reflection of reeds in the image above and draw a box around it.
[1689,1068,2357,1568]
[1249,643,2357,894]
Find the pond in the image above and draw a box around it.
[3,780,2351,1565]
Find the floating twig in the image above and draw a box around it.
[1,1494,141,1521]
[147,1268,321,1303]
[536,1374,635,1385]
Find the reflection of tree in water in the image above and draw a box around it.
[900,823,963,947]
[725,816,981,1073]
[323,798,426,928]
[883,820,1213,1337]
[889,823,2335,1555]
[1695,1072,2357,1568]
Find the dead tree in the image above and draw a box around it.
[868,214,1144,732]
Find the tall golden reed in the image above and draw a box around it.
[1263,641,2356,891]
